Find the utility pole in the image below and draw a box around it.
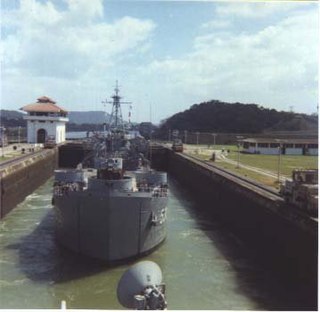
[18,126,21,146]
[277,145,282,183]
[237,143,241,169]
[212,133,216,146]
[0,142,2,157]
[236,136,243,169]
[0,128,4,158]
[275,139,287,184]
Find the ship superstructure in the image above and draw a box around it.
[52,83,168,262]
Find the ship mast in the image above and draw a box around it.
[102,81,132,132]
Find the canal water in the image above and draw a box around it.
[0,177,304,310]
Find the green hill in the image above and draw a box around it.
[155,100,318,138]
[0,110,26,127]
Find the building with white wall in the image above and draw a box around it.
[242,138,318,156]
[20,96,68,144]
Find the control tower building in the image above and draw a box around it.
[20,96,68,144]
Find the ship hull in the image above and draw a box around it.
[54,191,167,262]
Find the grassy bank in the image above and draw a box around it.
[215,161,280,188]
[184,144,318,188]
[227,151,318,177]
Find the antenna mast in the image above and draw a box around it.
[102,81,132,131]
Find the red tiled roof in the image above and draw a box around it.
[20,96,67,113]
[37,96,56,104]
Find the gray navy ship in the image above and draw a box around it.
[52,83,168,262]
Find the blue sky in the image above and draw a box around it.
[1,0,319,123]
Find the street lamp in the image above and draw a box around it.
[0,127,4,158]
[18,126,21,147]
[277,145,282,183]
[212,133,216,147]
[237,143,241,169]
[0,142,3,158]
[275,139,287,184]
[236,136,244,169]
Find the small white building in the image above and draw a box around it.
[20,96,68,144]
[242,138,318,156]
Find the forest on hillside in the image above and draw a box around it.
[0,110,26,128]
[155,100,318,138]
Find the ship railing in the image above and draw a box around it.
[53,182,84,196]
[136,184,168,197]
[152,187,168,198]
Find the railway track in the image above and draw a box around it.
[175,151,283,199]
[0,150,47,171]
[151,143,282,198]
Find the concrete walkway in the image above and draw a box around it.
[0,143,43,158]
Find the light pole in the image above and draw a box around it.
[0,141,3,158]
[275,139,287,184]
[184,130,187,144]
[277,144,282,183]
[212,133,216,147]
[236,136,243,169]
[168,129,171,142]
[0,127,4,158]
[196,132,199,145]
[237,143,241,169]
[18,126,21,147]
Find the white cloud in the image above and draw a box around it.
[145,5,319,115]
[215,2,308,19]
[201,19,231,30]
[66,0,103,22]
[1,0,156,79]
[1,1,318,122]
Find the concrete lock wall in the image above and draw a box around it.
[58,143,92,168]
[0,149,57,218]
[151,147,317,306]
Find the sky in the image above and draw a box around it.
[1,0,319,124]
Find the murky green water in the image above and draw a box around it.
[0,177,303,309]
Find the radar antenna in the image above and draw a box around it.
[102,81,132,131]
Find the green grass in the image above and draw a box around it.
[186,144,318,188]
[0,151,26,163]
[186,144,318,177]
[0,156,11,163]
[227,151,318,177]
[215,160,281,188]
[188,151,281,188]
